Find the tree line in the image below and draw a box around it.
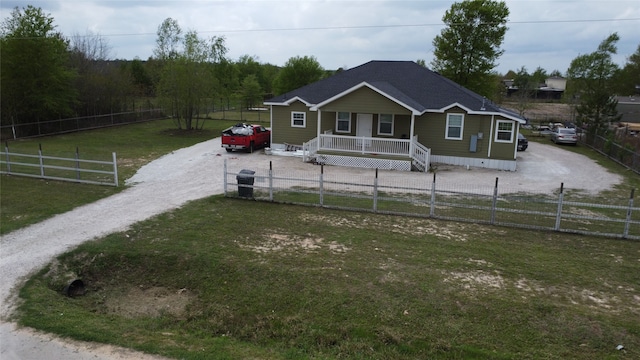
[0,6,327,133]
[1,2,639,138]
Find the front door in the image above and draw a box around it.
[356,113,373,146]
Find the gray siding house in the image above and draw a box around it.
[265,61,525,171]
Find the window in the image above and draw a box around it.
[291,112,306,128]
[445,113,464,140]
[495,120,514,142]
[336,112,351,133]
[378,114,394,135]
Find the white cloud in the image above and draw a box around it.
[1,0,638,74]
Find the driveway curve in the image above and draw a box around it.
[0,138,622,359]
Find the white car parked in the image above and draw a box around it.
[550,127,578,145]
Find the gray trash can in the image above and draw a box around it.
[237,169,255,198]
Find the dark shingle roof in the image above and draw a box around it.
[266,60,519,120]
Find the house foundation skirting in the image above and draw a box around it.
[430,155,517,171]
[314,154,412,171]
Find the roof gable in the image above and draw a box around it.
[310,82,422,114]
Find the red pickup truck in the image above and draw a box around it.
[221,123,271,153]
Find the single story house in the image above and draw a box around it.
[264,60,526,171]
[503,76,566,100]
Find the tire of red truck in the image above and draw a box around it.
[225,148,233,152]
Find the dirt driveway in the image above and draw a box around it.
[0,137,622,359]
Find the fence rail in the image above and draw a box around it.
[1,144,118,186]
[1,109,166,140]
[582,133,640,174]
[223,160,639,240]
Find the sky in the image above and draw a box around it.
[1,0,638,75]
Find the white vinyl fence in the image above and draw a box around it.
[1,144,118,186]
[223,159,639,240]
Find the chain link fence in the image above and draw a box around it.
[224,160,639,240]
[1,109,167,140]
[582,133,640,174]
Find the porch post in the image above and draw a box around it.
[316,107,322,151]
[409,113,416,155]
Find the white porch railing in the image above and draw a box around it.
[303,134,430,171]
[411,140,430,172]
[318,134,410,156]
[302,137,318,163]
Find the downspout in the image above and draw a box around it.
[514,123,520,159]
[269,105,273,146]
[487,114,494,158]
[316,107,322,152]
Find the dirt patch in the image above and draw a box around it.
[296,213,503,242]
[503,102,573,123]
[444,270,506,291]
[446,270,640,315]
[104,286,194,319]
[240,232,350,254]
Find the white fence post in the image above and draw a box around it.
[223,159,228,196]
[319,165,324,206]
[373,168,378,212]
[112,152,118,187]
[269,161,273,201]
[75,147,81,181]
[38,144,45,177]
[624,189,634,238]
[302,141,308,163]
[429,173,436,217]
[4,142,10,173]
[491,177,499,224]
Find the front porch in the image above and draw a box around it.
[302,134,430,172]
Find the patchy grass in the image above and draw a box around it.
[0,118,236,235]
[17,197,640,359]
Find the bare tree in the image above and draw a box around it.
[70,30,111,61]
[69,31,131,115]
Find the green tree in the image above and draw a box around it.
[430,0,509,97]
[567,33,621,137]
[239,74,263,110]
[214,58,239,112]
[235,55,279,97]
[154,17,181,62]
[530,66,548,89]
[154,18,227,130]
[512,66,535,117]
[129,57,154,97]
[273,55,324,95]
[0,5,76,134]
[549,69,563,78]
[612,44,640,96]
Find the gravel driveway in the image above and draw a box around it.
[0,137,622,359]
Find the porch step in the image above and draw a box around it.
[284,143,303,151]
[412,161,427,172]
